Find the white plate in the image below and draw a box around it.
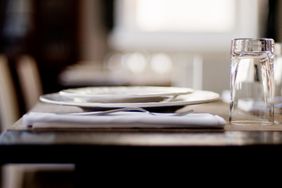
[59,86,193,102]
[40,90,219,109]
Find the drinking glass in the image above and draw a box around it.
[229,38,275,125]
[274,43,282,103]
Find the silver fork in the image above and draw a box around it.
[63,107,193,116]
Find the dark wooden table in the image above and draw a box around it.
[1,101,282,186]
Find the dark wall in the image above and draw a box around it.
[33,0,79,93]
[265,0,278,40]
[0,0,80,114]
[0,0,80,90]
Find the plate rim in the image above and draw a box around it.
[59,86,194,100]
[40,90,219,108]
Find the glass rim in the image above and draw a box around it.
[231,38,274,42]
[231,38,275,53]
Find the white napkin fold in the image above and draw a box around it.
[22,112,225,129]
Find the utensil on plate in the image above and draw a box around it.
[55,107,194,116]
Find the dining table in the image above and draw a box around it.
[1,99,282,186]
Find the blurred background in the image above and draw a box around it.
[0,0,281,187]
[0,0,280,116]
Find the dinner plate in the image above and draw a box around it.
[40,90,219,109]
[59,86,193,102]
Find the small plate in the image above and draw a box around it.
[59,86,193,102]
[40,90,219,109]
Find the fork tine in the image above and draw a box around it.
[67,107,149,116]
[55,107,193,116]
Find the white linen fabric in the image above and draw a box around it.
[22,112,225,129]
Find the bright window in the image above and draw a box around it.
[110,0,260,51]
[136,0,235,32]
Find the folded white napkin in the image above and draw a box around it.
[21,112,225,129]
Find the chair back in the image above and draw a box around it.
[0,55,20,130]
[17,55,42,110]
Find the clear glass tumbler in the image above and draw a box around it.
[229,38,275,125]
[274,43,282,103]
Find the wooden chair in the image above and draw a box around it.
[0,55,24,188]
[0,54,42,130]
[0,55,74,188]
[17,55,42,110]
[0,55,20,130]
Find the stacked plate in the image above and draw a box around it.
[40,86,219,109]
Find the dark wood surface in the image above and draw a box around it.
[1,101,282,162]
[1,101,282,185]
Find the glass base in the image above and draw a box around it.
[230,120,274,126]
